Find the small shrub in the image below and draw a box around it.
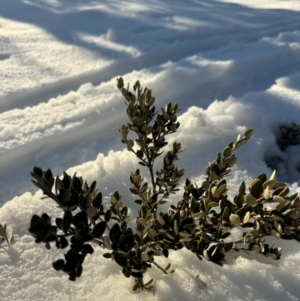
[29,78,300,293]
[265,122,300,176]
[277,122,300,151]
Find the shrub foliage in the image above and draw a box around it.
[29,78,300,293]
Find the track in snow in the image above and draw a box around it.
[1,10,300,204]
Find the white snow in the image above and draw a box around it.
[1,0,300,300]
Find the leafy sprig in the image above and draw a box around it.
[29,78,300,294]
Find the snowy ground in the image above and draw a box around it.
[1,0,300,300]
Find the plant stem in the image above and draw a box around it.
[141,239,165,252]
[148,162,156,193]
[152,261,168,274]
[144,147,156,193]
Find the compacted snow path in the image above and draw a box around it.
[1,16,300,202]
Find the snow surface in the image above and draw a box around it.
[1,0,300,300]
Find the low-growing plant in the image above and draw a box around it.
[29,78,300,293]
[266,122,300,174]
[277,122,300,151]
[0,223,15,246]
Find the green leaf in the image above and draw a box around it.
[294,196,300,207]
[212,244,223,257]
[249,179,263,198]
[56,177,64,190]
[269,170,276,181]
[165,263,171,271]
[244,128,254,139]
[239,181,246,194]
[0,226,7,239]
[141,252,149,261]
[163,249,169,258]
[286,208,300,219]
[90,181,97,192]
[74,211,88,227]
[243,211,251,224]
[273,195,286,204]
[92,192,102,209]
[52,259,65,271]
[62,210,72,231]
[245,193,256,206]
[224,242,233,252]
[278,186,289,197]
[133,282,140,291]
[229,214,240,227]
[263,179,276,190]
[222,232,231,239]
[105,210,112,222]
[83,244,94,255]
[235,206,247,219]
[114,254,128,268]
[44,169,53,181]
[130,188,139,195]
[222,206,230,221]
[136,150,144,159]
[192,212,205,219]
[256,173,267,184]
[33,167,43,178]
[222,146,232,158]
[93,221,106,238]
[236,139,248,149]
